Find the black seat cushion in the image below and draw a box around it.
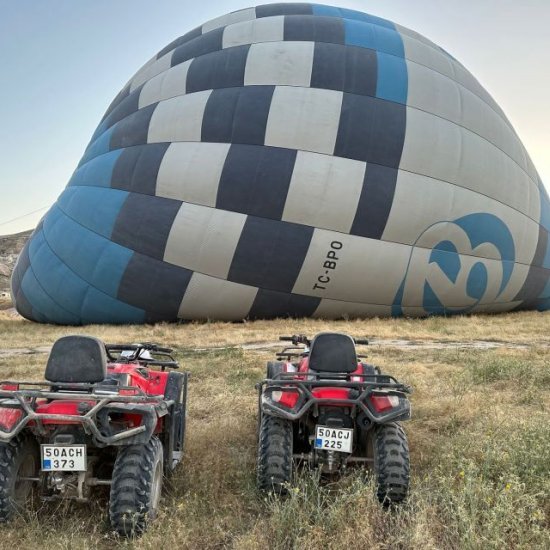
[45,336,108,384]
[308,333,357,373]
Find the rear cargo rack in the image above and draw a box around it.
[257,373,411,422]
[0,381,173,444]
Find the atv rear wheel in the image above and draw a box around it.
[257,414,293,494]
[0,434,39,522]
[372,422,410,505]
[109,436,164,537]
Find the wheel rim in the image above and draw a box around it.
[14,454,36,504]
[150,459,163,514]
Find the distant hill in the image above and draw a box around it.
[0,230,32,297]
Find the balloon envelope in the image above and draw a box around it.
[11,3,550,323]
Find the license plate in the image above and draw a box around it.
[41,445,87,471]
[314,426,353,453]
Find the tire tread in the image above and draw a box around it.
[257,414,292,494]
[109,436,163,537]
[374,422,410,505]
[0,434,37,522]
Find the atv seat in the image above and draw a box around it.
[45,335,108,385]
[308,333,357,374]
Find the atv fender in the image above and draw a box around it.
[95,403,158,446]
[162,371,188,472]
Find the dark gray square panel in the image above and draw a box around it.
[202,86,274,145]
[101,83,131,122]
[117,252,192,318]
[351,163,398,239]
[110,103,158,150]
[186,45,250,94]
[157,26,202,59]
[335,93,406,167]
[256,3,313,17]
[514,264,550,302]
[111,193,181,260]
[112,143,170,195]
[217,144,296,219]
[101,87,142,133]
[312,43,377,96]
[248,289,320,318]
[228,216,313,293]
[284,15,345,44]
[171,27,224,67]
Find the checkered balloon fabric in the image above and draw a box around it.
[11,3,550,323]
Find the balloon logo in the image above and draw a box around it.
[393,213,516,316]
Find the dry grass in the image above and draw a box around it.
[0,310,548,549]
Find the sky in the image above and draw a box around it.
[0,0,548,235]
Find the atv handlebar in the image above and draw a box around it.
[106,343,173,354]
[279,335,310,346]
[279,335,369,346]
[141,343,173,354]
[105,343,178,369]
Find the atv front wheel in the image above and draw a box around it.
[109,436,164,537]
[0,434,39,522]
[257,414,293,494]
[372,422,410,505]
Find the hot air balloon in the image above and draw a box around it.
[11,2,550,324]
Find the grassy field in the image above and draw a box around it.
[0,309,548,549]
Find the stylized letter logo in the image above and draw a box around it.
[393,213,515,316]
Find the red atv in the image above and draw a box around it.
[257,332,411,504]
[0,335,188,537]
